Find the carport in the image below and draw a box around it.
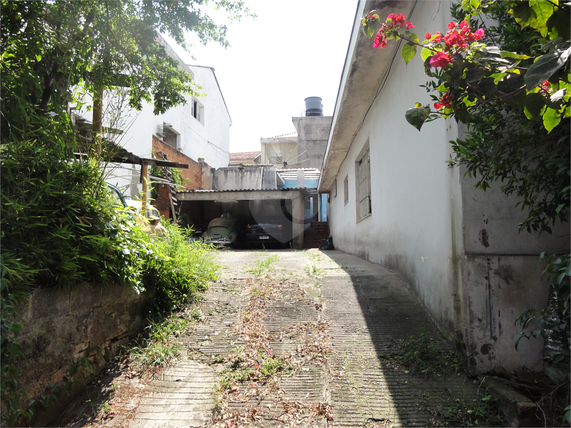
[177,188,309,249]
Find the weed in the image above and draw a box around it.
[304,263,324,277]
[307,252,323,261]
[189,307,204,322]
[395,328,466,376]
[246,254,279,276]
[98,402,112,414]
[126,314,186,369]
[429,394,505,427]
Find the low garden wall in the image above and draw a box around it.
[14,282,150,426]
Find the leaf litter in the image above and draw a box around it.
[211,274,335,427]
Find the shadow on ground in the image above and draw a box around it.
[319,250,492,427]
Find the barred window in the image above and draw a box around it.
[356,146,371,221]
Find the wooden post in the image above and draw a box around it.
[141,163,148,218]
[169,188,178,224]
[92,88,103,156]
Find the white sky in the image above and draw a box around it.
[165,0,358,153]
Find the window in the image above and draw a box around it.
[356,144,371,221]
[192,99,204,124]
[163,124,180,149]
[343,175,349,206]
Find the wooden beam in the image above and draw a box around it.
[92,88,103,156]
[141,163,148,218]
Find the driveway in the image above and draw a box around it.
[53,249,486,427]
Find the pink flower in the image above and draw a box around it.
[460,20,468,29]
[448,21,456,30]
[474,28,484,40]
[405,21,414,29]
[429,51,453,69]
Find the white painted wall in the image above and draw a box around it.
[106,66,230,167]
[329,1,463,331]
[187,65,231,168]
[326,0,570,372]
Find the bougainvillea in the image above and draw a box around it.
[361,3,570,133]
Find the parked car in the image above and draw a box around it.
[204,217,244,247]
[246,220,290,248]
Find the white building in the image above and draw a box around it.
[319,0,569,373]
[76,34,231,198]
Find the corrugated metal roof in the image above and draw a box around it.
[277,168,321,180]
[182,187,308,193]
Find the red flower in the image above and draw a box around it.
[444,30,467,51]
[541,80,550,92]
[460,20,468,29]
[373,28,388,49]
[405,21,414,29]
[448,21,456,30]
[429,51,453,69]
[425,32,431,39]
[434,92,452,109]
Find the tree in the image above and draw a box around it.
[1,1,252,141]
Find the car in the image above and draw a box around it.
[246,220,290,248]
[204,217,243,247]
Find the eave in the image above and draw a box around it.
[319,0,417,193]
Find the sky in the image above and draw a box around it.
[164,0,358,153]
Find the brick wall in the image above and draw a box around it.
[303,221,330,248]
[152,136,205,219]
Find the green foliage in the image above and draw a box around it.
[1,0,242,424]
[428,393,506,427]
[218,347,293,391]
[395,328,466,377]
[0,0,253,126]
[127,316,188,369]
[1,134,127,290]
[142,223,218,314]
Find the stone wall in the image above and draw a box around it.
[14,282,150,426]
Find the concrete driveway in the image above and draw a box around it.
[53,249,488,428]
[126,249,483,427]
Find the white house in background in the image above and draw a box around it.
[319,0,569,373]
[76,34,231,199]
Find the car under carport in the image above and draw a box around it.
[176,188,310,249]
